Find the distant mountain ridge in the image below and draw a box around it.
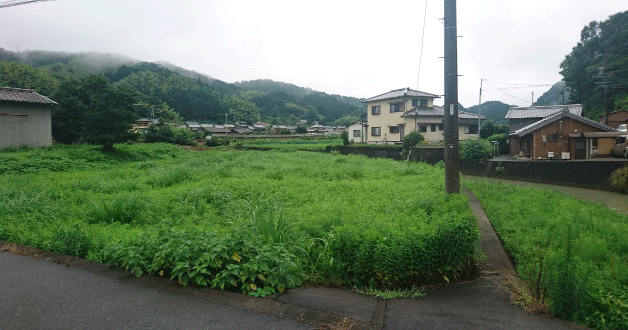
[533,81,570,107]
[0,48,364,124]
[463,100,513,125]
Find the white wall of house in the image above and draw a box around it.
[0,103,52,149]
[347,122,366,143]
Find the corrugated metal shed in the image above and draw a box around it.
[505,104,582,119]
[0,87,57,105]
[363,88,440,103]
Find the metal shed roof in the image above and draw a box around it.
[0,87,57,105]
[505,104,582,119]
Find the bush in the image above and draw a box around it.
[403,131,425,148]
[460,138,492,159]
[486,133,509,155]
[341,131,350,146]
[610,166,628,192]
[144,125,196,146]
[205,137,231,147]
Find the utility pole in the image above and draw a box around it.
[444,0,460,194]
[531,92,534,105]
[478,79,483,138]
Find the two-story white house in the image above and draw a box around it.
[363,88,485,144]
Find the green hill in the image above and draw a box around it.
[533,81,570,106]
[0,48,363,125]
[462,101,513,125]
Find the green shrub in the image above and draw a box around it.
[610,166,628,193]
[104,226,301,297]
[486,133,510,155]
[460,138,492,159]
[403,131,425,148]
[341,131,350,146]
[144,125,196,146]
[87,194,148,224]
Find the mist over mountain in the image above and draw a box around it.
[0,48,363,125]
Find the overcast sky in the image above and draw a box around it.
[1,0,626,107]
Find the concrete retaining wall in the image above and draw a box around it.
[326,145,628,192]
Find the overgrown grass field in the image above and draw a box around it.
[0,144,478,297]
[467,180,628,330]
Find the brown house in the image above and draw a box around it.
[509,109,618,160]
[599,109,628,129]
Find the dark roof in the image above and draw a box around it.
[511,109,617,137]
[505,104,582,119]
[363,88,440,103]
[401,105,486,120]
[0,87,57,105]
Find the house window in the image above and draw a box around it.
[371,105,381,115]
[465,125,478,134]
[353,130,361,138]
[418,125,427,133]
[431,124,437,132]
[592,137,598,149]
[438,123,444,131]
[390,103,401,113]
[389,126,400,134]
[547,134,559,142]
[371,127,381,136]
[412,99,428,107]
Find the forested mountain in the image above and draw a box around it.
[560,10,628,119]
[462,100,512,125]
[235,79,314,98]
[0,48,362,125]
[533,81,570,106]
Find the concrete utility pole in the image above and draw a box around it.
[444,0,460,194]
[478,79,483,138]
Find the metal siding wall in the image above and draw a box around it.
[0,103,52,149]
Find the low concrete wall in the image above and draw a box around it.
[326,145,628,192]
[460,159,628,192]
[327,145,445,164]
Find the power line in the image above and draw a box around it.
[416,0,428,90]
[0,0,54,8]
[483,80,532,104]
[482,79,553,87]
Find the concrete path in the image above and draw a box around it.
[0,189,588,329]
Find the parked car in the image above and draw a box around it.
[611,135,628,158]
[619,124,627,132]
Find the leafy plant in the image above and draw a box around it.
[610,166,628,193]
[403,131,425,148]
[460,138,492,159]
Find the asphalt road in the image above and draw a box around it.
[0,252,311,330]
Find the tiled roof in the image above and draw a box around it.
[363,88,440,103]
[401,106,486,120]
[511,109,616,137]
[505,104,582,119]
[0,87,57,105]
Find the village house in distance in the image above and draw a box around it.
[363,88,485,144]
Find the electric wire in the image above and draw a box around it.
[483,80,533,104]
[416,0,428,90]
[0,0,53,8]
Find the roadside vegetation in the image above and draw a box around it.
[0,143,478,297]
[467,180,628,330]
